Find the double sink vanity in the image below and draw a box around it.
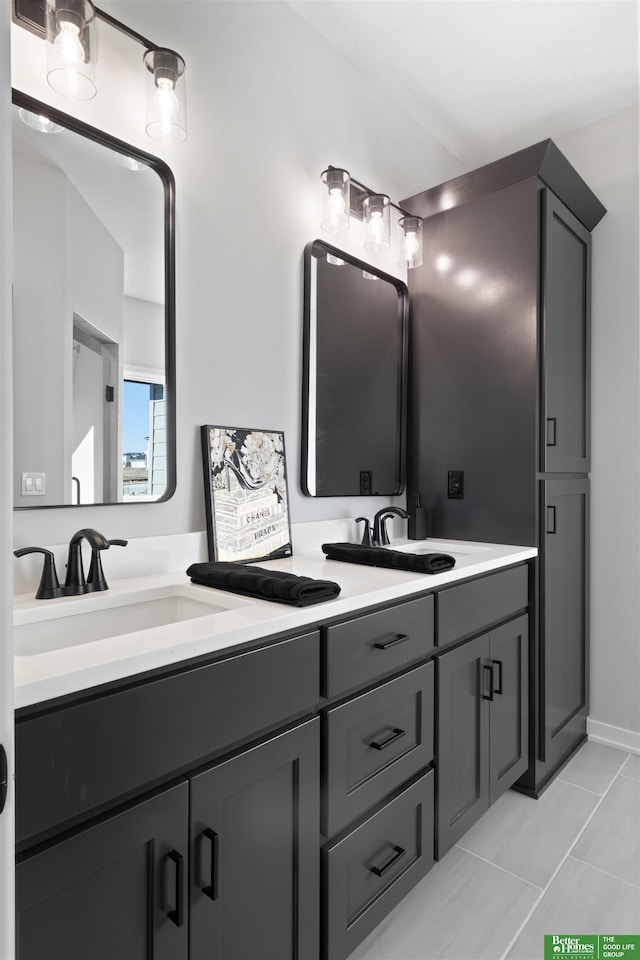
[13,537,536,960]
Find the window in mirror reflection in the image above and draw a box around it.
[122,379,166,501]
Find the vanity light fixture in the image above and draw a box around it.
[320,168,350,233]
[320,165,423,268]
[144,48,187,145]
[18,107,64,133]
[363,194,390,252]
[13,0,188,143]
[45,0,96,101]
[398,216,423,269]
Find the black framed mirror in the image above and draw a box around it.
[12,89,175,508]
[301,239,408,497]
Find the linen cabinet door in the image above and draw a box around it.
[541,188,592,474]
[540,478,589,771]
[435,633,490,859]
[189,717,319,960]
[488,615,529,804]
[16,782,189,960]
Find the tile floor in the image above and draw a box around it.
[347,742,640,960]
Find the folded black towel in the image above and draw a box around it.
[187,562,341,607]
[322,542,456,574]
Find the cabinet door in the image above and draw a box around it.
[540,479,589,770]
[16,782,189,960]
[436,633,490,858]
[542,189,592,473]
[488,615,529,804]
[189,717,319,960]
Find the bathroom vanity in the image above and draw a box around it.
[13,541,535,960]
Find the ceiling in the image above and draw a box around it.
[285,0,640,167]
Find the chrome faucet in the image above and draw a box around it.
[372,507,409,547]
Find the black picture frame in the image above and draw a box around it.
[201,425,293,563]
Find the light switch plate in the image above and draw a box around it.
[22,472,46,496]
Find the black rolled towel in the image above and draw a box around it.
[186,561,341,607]
[321,542,455,574]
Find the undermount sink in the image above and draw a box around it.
[388,540,492,558]
[14,584,248,657]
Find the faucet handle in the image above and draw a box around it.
[87,538,128,592]
[355,517,373,547]
[14,547,63,600]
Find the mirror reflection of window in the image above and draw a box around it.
[122,379,165,501]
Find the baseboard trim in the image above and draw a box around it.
[587,718,640,755]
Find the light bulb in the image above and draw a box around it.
[369,210,384,245]
[328,188,346,227]
[54,21,84,66]
[403,232,419,268]
[155,79,180,143]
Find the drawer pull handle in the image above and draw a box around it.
[373,633,409,651]
[546,505,557,535]
[370,727,406,751]
[201,828,219,901]
[370,844,406,877]
[546,417,557,446]
[480,663,494,701]
[492,659,503,695]
[166,850,185,927]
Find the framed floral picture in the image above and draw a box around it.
[201,425,293,563]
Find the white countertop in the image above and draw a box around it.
[13,538,537,710]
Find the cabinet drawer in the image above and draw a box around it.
[16,631,319,845]
[438,565,528,647]
[323,595,434,699]
[323,769,434,960]
[323,662,433,837]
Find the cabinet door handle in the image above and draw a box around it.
[481,663,494,701]
[369,727,406,751]
[492,659,503,695]
[166,850,185,927]
[370,844,406,877]
[373,633,409,651]
[201,828,219,901]
[546,417,557,446]
[546,505,557,535]
[0,745,7,816]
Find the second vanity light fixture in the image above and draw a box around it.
[320,166,423,269]
[14,0,187,143]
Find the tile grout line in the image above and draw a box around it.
[555,776,602,796]
[499,753,631,960]
[454,844,545,891]
[618,772,640,784]
[568,853,640,890]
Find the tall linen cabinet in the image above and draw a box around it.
[402,141,606,794]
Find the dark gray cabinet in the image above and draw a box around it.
[436,615,529,857]
[16,782,190,960]
[542,192,592,474]
[403,139,605,795]
[537,479,589,775]
[190,718,319,960]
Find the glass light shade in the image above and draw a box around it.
[113,152,148,172]
[321,168,350,233]
[144,48,187,145]
[326,253,345,266]
[45,0,96,101]
[18,108,64,133]
[363,194,390,252]
[398,215,423,269]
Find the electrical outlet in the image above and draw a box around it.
[360,471,372,495]
[448,470,464,499]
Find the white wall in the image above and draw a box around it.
[556,106,640,738]
[10,0,463,548]
[123,296,165,376]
